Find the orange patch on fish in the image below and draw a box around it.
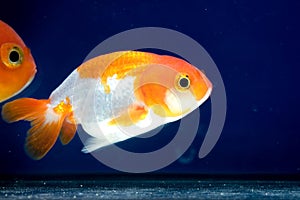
[77,51,156,93]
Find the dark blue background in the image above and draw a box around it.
[0,0,299,176]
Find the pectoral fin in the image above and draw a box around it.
[108,103,148,126]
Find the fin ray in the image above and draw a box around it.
[59,114,77,145]
[82,137,113,153]
[26,120,64,159]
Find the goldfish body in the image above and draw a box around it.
[0,20,36,103]
[1,51,212,160]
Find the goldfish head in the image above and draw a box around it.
[0,21,36,103]
[135,54,212,121]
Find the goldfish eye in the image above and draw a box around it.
[176,74,190,90]
[8,47,23,66]
[9,49,21,63]
[0,43,24,69]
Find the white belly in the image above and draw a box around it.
[49,70,138,135]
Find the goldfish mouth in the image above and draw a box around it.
[197,86,212,107]
[194,71,213,102]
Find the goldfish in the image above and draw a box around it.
[1,51,212,160]
[0,20,36,103]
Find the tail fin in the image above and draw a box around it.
[1,98,76,160]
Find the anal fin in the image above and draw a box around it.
[81,137,112,153]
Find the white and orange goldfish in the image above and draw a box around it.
[0,20,36,103]
[1,51,212,160]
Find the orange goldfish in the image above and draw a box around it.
[0,20,36,103]
[1,51,212,160]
